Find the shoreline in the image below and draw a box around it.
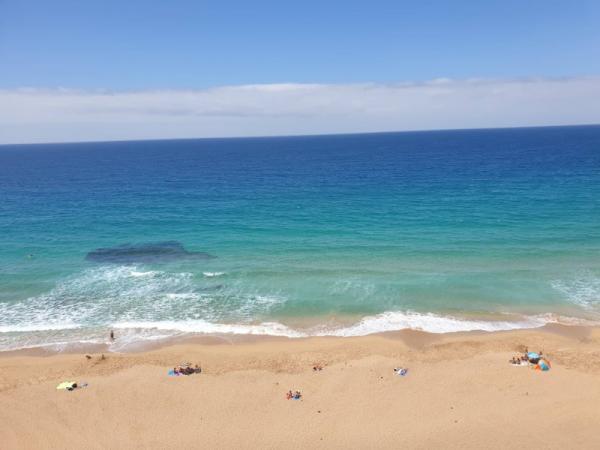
[6,324,599,376]
[2,307,598,356]
[2,325,600,448]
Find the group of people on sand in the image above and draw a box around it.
[509,348,545,366]
[510,355,530,365]
[286,390,302,400]
[172,363,202,375]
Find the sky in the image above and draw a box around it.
[1,0,600,143]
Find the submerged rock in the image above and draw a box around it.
[85,241,215,264]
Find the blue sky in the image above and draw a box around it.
[1,0,599,89]
[1,1,599,143]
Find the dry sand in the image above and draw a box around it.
[1,325,600,449]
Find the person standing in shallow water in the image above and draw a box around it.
[110,330,114,341]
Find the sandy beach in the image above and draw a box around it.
[1,325,600,449]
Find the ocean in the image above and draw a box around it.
[1,126,600,351]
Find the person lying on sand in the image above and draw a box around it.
[313,363,323,371]
[173,364,201,375]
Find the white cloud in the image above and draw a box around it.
[1,77,599,144]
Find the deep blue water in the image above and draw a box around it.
[1,126,600,350]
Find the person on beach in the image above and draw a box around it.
[110,330,114,341]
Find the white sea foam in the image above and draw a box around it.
[113,320,304,338]
[0,323,82,333]
[0,265,288,350]
[109,310,587,341]
[203,272,226,277]
[317,311,550,336]
[130,270,159,277]
[2,263,599,352]
[551,273,600,309]
[0,265,198,336]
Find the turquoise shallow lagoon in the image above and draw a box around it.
[1,126,599,350]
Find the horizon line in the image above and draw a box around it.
[2,123,599,148]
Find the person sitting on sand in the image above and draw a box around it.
[294,391,302,399]
[194,364,201,374]
[286,390,293,400]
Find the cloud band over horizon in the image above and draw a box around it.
[1,77,600,144]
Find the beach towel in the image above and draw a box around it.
[394,368,408,376]
[56,381,76,390]
[168,370,181,376]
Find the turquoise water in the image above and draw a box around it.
[1,126,600,350]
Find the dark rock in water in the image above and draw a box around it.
[85,241,215,264]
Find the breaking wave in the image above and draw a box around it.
[1,265,599,352]
[552,272,600,309]
[203,272,226,277]
[110,310,591,342]
[0,264,286,350]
